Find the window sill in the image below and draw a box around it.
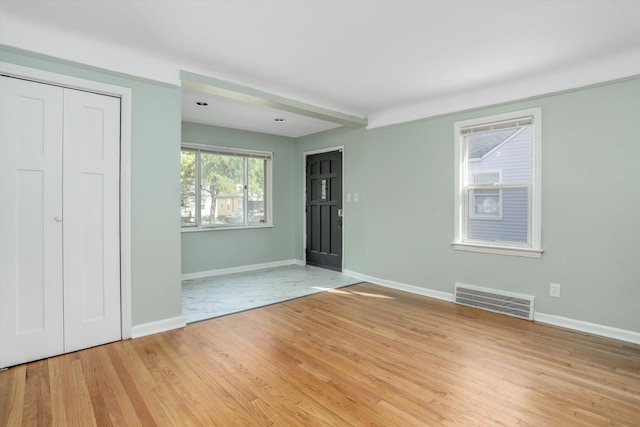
[181,224,274,233]
[452,242,543,258]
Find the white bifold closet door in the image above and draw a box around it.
[0,76,121,368]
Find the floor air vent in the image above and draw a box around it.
[454,283,534,320]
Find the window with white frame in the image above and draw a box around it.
[181,144,272,229]
[453,108,542,257]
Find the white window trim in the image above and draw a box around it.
[181,142,273,231]
[452,108,543,258]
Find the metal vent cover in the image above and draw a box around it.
[454,283,534,320]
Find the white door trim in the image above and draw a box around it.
[0,62,133,340]
[302,145,345,270]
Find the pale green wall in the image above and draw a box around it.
[4,45,637,333]
[181,122,297,273]
[0,46,183,327]
[296,77,640,332]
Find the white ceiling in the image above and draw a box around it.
[2,0,639,137]
[182,88,342,138]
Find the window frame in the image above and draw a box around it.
[452,108,543,258]
[181,142,273,231]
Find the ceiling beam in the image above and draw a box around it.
[180,70,367,129]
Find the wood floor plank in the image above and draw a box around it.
[0,364,25,426]
[110,341,182,427]
[20,359,51,427]
[215,314,392,425]
[78,349,111,427]
[1,282,639,426]
[68,354,98,427]
[273,295,518,422]
[81,346,143,427]
[268,315,481,424]
[47,357,68,427]
[131,336,211,426]
[151,331,257,426]
[198,319,356,426]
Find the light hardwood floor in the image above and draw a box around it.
[1,283,639,426]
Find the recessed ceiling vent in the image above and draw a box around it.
[454,283,534,320]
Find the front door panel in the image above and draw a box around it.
[306,151,342,271]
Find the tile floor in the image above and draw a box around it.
[182,264,361,323]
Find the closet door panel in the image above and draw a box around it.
[62,89,121,352]
[0,77,64,368]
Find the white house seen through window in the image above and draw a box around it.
[453,108,542,257]
[181,144,272,229]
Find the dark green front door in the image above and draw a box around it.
[306,150,342,271]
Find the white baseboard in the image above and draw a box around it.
[534,312,640,345]
[182,259,304,280]
[344,269,639,345]
[343,269,454,303]
[131,316,186,339]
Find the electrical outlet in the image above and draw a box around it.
[549,283,561,298]
[354,193,359,202]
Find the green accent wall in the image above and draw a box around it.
[296,77,640,333]
[1,46,183,327]
[181,122,297,273]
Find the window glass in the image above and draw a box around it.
[180,150,196,227]
[454,108,541,256]
[468,188,529,242]
[200,153,244,226]
[466,126,530,233]
[181,146,271,229]
[472,172,500,184]
[248,158,266,224]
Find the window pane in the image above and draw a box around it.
[468,187,528,243]
[200,153,244,225]
[455,108,540,254]
[470,190,500,217]
[248,158,266,224]
[467,126,532,184]
[180,150,196,227]
[473,172,500,184]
